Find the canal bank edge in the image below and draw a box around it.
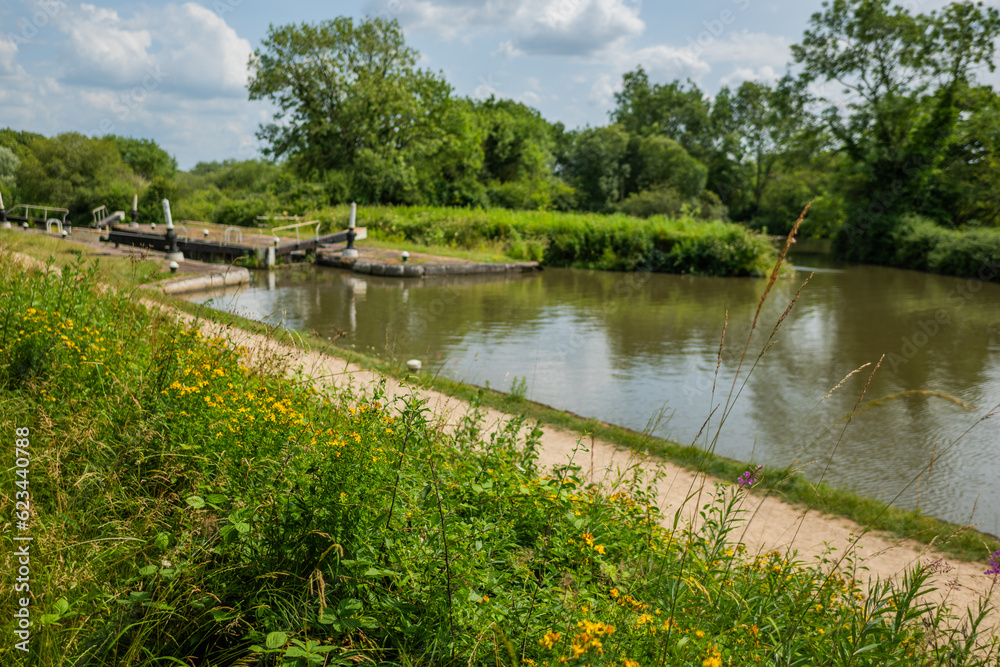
[144,265,251,295]
[316,249,541,277]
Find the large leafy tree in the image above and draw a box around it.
[17,133,135,222]
[611,68,712,159]
[561,125,632,212]
[727,77,814,217]
[248,17,454,185]
[106,136,177,182]
[792,0,1000,256]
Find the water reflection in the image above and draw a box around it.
[187,256,1000,535]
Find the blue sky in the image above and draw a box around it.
[0,0,975,169]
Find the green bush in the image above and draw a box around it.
[211,195,278,227]
[321,205,777,277]
[834,213,1000,282]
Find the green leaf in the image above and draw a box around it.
[336,598,362,615]
[206,493,228,505]
[138,565,157,576]
[266,631,288,649]
[155,532,171,550]
[185,495,205,509]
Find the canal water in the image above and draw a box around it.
[185,255,1000,536]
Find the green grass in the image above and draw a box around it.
[357,235,524,263]
[307,205,779,277]
[0,229,166,287]
[4,254,1000,665]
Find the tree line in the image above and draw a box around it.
[2,0,1000,269]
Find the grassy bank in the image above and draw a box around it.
[309,205,778,277]
[0,229,166,287]
[4,255,1000,665]
[835,215,1000,282]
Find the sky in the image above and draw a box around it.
[0,0,978,170]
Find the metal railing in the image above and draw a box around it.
[12,204,69,224]
[46,219,64,235]
[91,205,124,228]
[256,219,321,245]
[224,227,243,244]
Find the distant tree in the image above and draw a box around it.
[630,134,707,199]
[0,146,19,188]
[248,17,454,180]
[0,128,45,158]
[611,68,712,158]
[792,0,1000,257]
[476,97,553,184]
[728,77,814,217]
[17,133,133,222]
[107,136,177,182]
[561,125,632,211]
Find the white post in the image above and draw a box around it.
[0,189,8,229]
[162,199,174,229]
[162,199,184,261]
[343,202,359,258]
[129,193,139,228]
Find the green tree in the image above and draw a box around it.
[728,77,814,218]
[792,0,1000,258]
[611,68,712,158]
[248,17,454,185]
[0,146,19,188]
[630,134,707,199]
[561,125,631,211]
[927,84,1000,228]
[107,136,177,182]
[17,133,134,223]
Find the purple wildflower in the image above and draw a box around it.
[737,465,762,488]
[985,550,1000,579]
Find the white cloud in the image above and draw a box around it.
[367,0,644,57]
[58,4,153,85]
[519,90,541,105]
[0,1,260,168]
[625,44,711,80]
[719,65,780,87]
[0,37,19,76]
[55,2,251,98]
[588,73,618,106]
[696,31,789,67]
[156,3,252,97]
